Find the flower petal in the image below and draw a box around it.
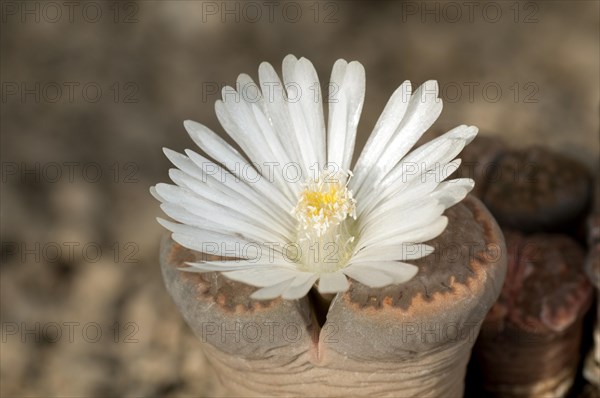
[250,278,296,300]
[367,216,449,248]
[184,119,294,211]
[224,267,298,288]
[258,61,305,171]
[429,178,474,207]
[327,60,366,171]
[281,273,320,300]
[282,55,321,171]
[183,149,296,231]
[341,266,394,288]
[351,243,434,263]
[352,80,412,189]
[346,261,419,284]
[155,183,291,240]
[317,271,349,294]
[355,80,443,196]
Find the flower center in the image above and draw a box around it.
[291,171,357,273]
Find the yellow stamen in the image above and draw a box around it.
[292,171,356,238]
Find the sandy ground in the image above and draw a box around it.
[1,1,598,396]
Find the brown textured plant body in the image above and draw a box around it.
[160,196,506,397]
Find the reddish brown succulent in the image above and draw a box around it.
[482,147,591,232]
[476,231,593,397]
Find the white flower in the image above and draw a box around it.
[152,55,477,300]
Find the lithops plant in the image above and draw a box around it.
[153,56,507,396]
[160,195,505,396]
[475,231,592,398]
[481,147,591,233]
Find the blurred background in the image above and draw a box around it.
[1,1,598,397]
